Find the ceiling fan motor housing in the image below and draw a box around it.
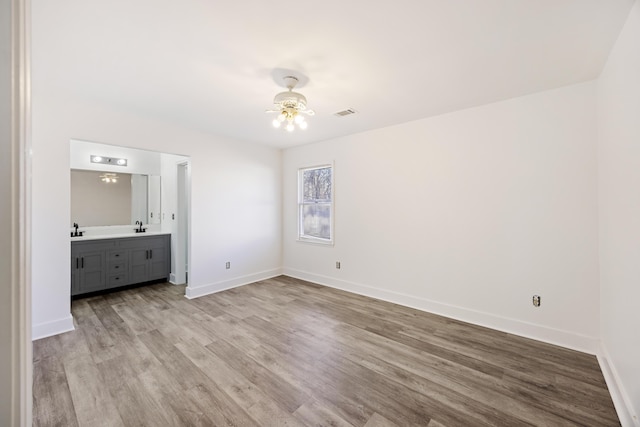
[273,91,307,110]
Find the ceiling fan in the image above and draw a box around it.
[266,76,315,132]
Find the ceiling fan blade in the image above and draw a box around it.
[265,109,280,113]
[300,109,315,116]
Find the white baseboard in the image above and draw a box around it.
[184,268,283,299]
[169,273,188,285]
[597,344,639,427]
[282,268,599,354]
[32,314,75,341]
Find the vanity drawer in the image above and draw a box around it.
[109,262,127,274]
[107,274,128,287]
[108,250,127,261]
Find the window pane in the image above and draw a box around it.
[301,204,331,239]
[303,167,332,202]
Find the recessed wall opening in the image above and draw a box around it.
[69,139,191,298]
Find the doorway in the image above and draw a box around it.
[175,161,190,284]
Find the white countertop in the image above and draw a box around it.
[70,231,170,242]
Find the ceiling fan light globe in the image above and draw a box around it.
[277,113,286,122]
[294,115,304,124]
[286,124,294,132]
[272,119,281,128]
[299,121,308,130]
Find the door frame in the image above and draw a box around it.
[174,160,191,285]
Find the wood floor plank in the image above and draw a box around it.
[329,322,573,426]
[136,329,207,391]
[205,337,311,413]
[56,326,92,361]
[72,301,121,364]
[418,325,609,390]
[245,400,306,427]
[293,398,355,427]
[185,295,228,318]
[97,356,176,426]
[177,342,293,425]
[62,353,124,427]
[138,365,218,427]
[32,335,62,363]
[110,300,157,335]
[34,276,620,426]
[186,382,261,427]
[363,413,399,427]
[245,343,375,426]
[32,354,79,427]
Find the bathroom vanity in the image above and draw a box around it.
[71,233,170,296]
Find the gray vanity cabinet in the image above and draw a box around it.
[71,234,170,296]
[71,240,115,296]
[123,235,170,284]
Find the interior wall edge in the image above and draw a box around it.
[597,343,639,426]
[184,268,283,299]
[282,268,600,355]
[31,315,74,341]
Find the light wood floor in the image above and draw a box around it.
[33,276,620,426]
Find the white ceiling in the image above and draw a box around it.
[32,0,634,148]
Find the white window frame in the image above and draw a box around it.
[297,163,334,245]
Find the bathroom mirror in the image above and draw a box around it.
[70,169,161,226]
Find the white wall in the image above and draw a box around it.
[597,1,640,424]
[70,139,162,175]
[283,81,600,352]
[31,90,282,338]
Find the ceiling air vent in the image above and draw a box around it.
[333,108,357,117]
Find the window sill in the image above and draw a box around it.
[297,237,334,247]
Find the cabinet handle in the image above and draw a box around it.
[115,254,120,258]
[81,257,84,268]
[145,250,149,259]
[149,249,153,259]
[76,257,79,269]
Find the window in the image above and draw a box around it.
[298,165,333,243]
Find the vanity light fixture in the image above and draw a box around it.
[90,155,128,167]
[100,173,119,183]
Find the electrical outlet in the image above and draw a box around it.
[225,262,230,269]
[336,261,341,269]
[532,295,541,307]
